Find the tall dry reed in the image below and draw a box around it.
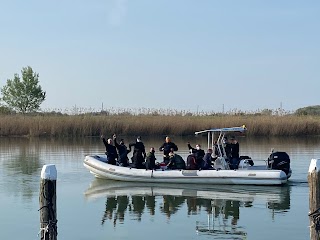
[0,115,319,137]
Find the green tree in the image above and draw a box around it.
[295,105,320,116]
[1,66,46,113]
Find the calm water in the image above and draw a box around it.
[0,136,318,240]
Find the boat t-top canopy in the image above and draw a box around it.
[195,125,247,135]
[194,125,247,155]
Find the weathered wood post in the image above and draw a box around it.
[39,164,57,240]
[308,159,320,240]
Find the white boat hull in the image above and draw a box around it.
[84,155,288,185]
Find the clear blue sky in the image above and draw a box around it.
[0,0,319,113]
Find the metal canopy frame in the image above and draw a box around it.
[194,126,247,156]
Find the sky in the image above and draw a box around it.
[0,0,319,113]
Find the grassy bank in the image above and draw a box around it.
[0,114,320,137]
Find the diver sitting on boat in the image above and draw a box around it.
[187,142,205,168]
[166,152,186,170]
[146,147,157,170]
[186,149,197,170]
[202,149,215,170]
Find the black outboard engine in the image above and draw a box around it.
[268,151,290,175]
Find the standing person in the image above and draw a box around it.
[101,135,118,165]
[129,136,146,169]
[223,136,232,161]
[113,134,131,167]
[146,147,157,170]
[230,136,240,169]
[159,136,178,164]
[187,142,205,169]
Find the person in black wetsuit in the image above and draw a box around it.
[186,149,197,170]
[159,136,178,164]
[167,152,186,170]
[101,135,118,165]
[230,136,240,169]
[187,142,205,169]
[113,134,131,167]
[202,149,214,170]
[129,136,146,169]
[145,147,156,170]
[223,136,232,161]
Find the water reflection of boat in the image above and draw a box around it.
[85,179,290,205]
[84,179,290,238]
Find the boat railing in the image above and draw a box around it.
[214,157,230,170]
[265,159,272,169]
[238,158,270,170]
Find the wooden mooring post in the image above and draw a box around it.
[39,164,57,240]
[308,159,320,240]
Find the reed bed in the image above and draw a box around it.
[0,114,320,137]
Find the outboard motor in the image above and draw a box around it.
[268,151,290,175]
